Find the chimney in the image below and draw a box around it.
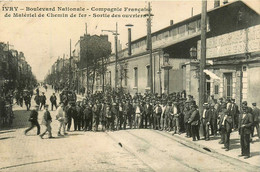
[128,28,132,56]
[223,0,228,5]
[170,20,174,25]
[214,0,220,8]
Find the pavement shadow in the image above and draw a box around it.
[208,136,221,140]
[0,136,15,140]
[0,110,31,131]
[0,130,15,134]
[250,151,260,157]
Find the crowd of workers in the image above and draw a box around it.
[22,87,260,159]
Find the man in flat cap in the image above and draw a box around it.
[188,104,200,141]
[229,99,239,130]
[219,109,232,151]
[201,103,211,141]
[252,103,260,138]
[238,106,253,159]
[25,105,40,135]
[39,104,54,139]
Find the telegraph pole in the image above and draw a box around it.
[69,39,72,89]
[102,23,119,91]
[115,22,118,91]
[147,2,153,93]
[199,0,207,114]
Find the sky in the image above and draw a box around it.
[0,0,259,81]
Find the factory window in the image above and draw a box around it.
[188,21,196,34]
[178,25,186,36]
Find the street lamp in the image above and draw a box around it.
[189,47,197,59]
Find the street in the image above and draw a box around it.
[0,86,258,172]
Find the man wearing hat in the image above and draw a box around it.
[153,101,162,130]
[201,103,211,141]
[252,103,260,138]
[219,109,232,151]
[238,106,253,159]
[39,92,46,110]
[39,105,54,139]
[229,99,239,130]
[25,105,41,135]
[144,99,153,128]
[56,102,68,136]
[183,101,192,137]
[172,101,180,135]
[50,93,57,111]
[188,104,200,141]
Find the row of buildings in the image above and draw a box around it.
[0,42,36,97]
[46,0,260,108]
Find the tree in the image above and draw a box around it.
[79,35,111,93]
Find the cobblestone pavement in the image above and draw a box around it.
[0,86,259,172]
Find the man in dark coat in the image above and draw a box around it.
[210,104,218,136]
[83,102,93,131]
[39,92,46,110]
[219,109,232,151]
[188,104,200,141]
[25,105,40,135]
[201,103,212,140]
[50,93,57,111]
[24,93,31,111]
[66,102,78,131]
[123,100,133,129]
[238,106,253,159]
[183,101,192,137]
[39,105,54,139]
[252,103,260,138]
[92,100,101,131]
[143,99,153,128]
[229,99,239,129]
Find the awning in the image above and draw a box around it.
[203,69,221,80]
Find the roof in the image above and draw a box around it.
[131,0,259,44]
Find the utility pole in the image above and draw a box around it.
[115,22,118,91]
[102,23,119,91]
[199,0,207,114]
[146,2,153,93]
[69,39,72,89]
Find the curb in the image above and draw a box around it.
[153,130,260,172]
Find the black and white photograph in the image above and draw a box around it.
[0,0,259,171]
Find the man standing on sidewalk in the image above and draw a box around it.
[219,109,232,151]
[201,103,211,141]
[239,106,253,159]
[188,104,200,141]
[172,101,180,135]
[39,105,54,139]
[25,105,40,135]
[252,103,260,139]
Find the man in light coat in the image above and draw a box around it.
[56,103,68,136]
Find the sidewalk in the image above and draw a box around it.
[171,130,260,167]
[75,92,260,168]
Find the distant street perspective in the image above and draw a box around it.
[1,0,260,171]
